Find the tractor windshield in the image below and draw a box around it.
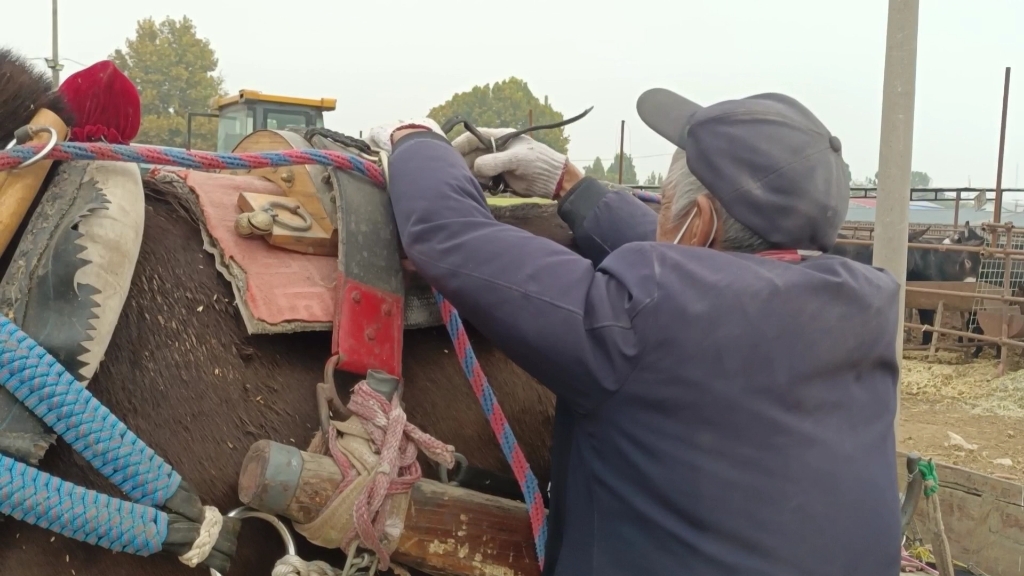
[217,105,254,152]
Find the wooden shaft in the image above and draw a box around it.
[239,440,540,576]
[927,300,943,360]
[0,109,68,255]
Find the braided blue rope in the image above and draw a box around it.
[0,453,167,554]
[0,316,181,507]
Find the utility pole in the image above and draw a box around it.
[617,120,625,184]
[872,0,919,446]
[45,0,63,87]
[992,68,1011,220]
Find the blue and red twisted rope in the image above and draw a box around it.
[0,141,660,204]
[434,291,548,570]
[0,141,385,188]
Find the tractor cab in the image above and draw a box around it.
[207,90,337,152]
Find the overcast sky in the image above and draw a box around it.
[4,0,1022,188]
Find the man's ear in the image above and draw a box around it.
[689,194,719,247]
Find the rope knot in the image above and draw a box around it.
[272,554,345,576]
[177,505,224,568]
[299,379,456,570]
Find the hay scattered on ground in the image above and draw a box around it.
[902,351,1024,417]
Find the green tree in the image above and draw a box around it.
[910,171,933,188]
[866,170,932,188]
[111,16,225,150]
[583,156,607,179]
[643,171,664,186]
[427,77,570,154]
[605,153,638,185]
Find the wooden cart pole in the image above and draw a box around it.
[238,440,540,576]
[0,109,68,255]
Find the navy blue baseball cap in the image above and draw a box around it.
[637,88,850,252]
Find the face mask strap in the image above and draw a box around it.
[673,201,718,248]
[673,208,697,245]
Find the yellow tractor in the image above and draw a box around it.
[187,89,337,152]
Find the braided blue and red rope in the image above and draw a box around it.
[434,290,548,570]
[0,141,662,205]
[0,141,385,188]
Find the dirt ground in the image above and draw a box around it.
[899,344,1024,480]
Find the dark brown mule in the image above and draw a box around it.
[0,178,568,575]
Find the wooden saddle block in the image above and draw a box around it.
[221,129,338,255]
[236,192,334,256]
[0,108,69,255]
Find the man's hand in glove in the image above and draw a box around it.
[452,128,582,199]
[366,118,445,154]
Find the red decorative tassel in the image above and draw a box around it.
[58,61,141,145]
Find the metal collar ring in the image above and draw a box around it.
[208,506,297,576]
[4,126,59,171]
[260,200,313,232]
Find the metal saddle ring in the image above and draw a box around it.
[4,125,59,170]
[209,506,297,576]
[260,200,313,232]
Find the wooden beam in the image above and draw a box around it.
[897,451,1024,574]
[238,440,540,576]
[0,109,68,255]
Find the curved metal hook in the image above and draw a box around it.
[440,106,594,194]
[4,126,59,171]
[437,452,469,486]
[209,506,297,576]
[318,355,353,437]
[493,106,594,150]
[441,106,594,154]
[260,200,313,232]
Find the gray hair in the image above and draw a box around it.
[661,148,772,253]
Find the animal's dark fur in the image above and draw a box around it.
[0,47,72,144]
[0,183,564,575]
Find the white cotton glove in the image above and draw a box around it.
[365,118,445,154]
[452,128,569,199]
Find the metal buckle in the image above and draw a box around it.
[4,125,59,170]
[437,452,469,486]
[208,507,297,576]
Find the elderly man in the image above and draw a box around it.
[372,88,901,575]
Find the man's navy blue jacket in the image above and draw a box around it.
[388,131,902,576]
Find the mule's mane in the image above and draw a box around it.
[0,48,73,145]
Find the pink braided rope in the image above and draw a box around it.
[321,381,455,569]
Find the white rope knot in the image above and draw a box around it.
[272,554,345,576]
[177,505,223,568]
